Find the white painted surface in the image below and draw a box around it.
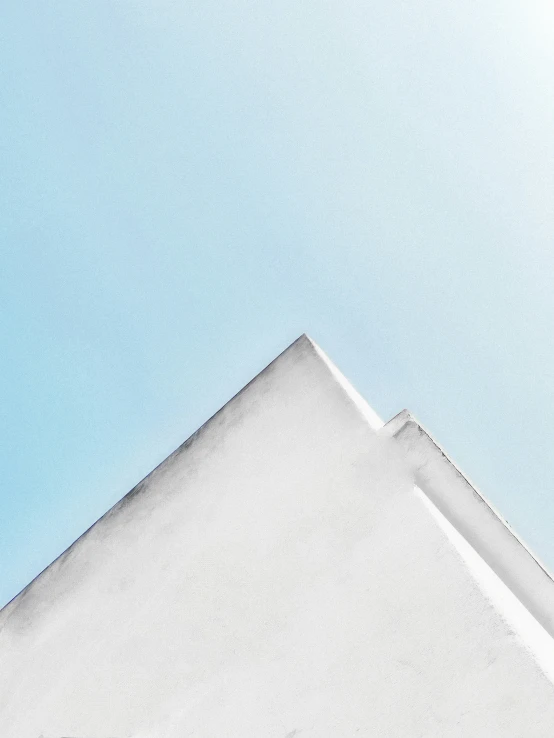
[2,335,554,737]
[383,410,554,639]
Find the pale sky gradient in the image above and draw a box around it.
[1,1,554,607]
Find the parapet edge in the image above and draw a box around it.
[382,409,554,639]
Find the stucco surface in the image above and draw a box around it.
[2,336,554,737]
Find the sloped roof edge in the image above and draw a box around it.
[382,410,554,638]
[0,333,376,621]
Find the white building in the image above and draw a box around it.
[2,335,554,737]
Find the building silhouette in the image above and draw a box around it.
[2,335,554,736]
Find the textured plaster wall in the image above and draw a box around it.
[1,336,554,737]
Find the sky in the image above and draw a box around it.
[1,0,554,608]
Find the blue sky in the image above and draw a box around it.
[2,1,554,607]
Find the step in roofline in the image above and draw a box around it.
[382,409,554,638]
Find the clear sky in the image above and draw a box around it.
[2,1,554,608]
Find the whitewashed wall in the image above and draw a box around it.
[2,335,554,737]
